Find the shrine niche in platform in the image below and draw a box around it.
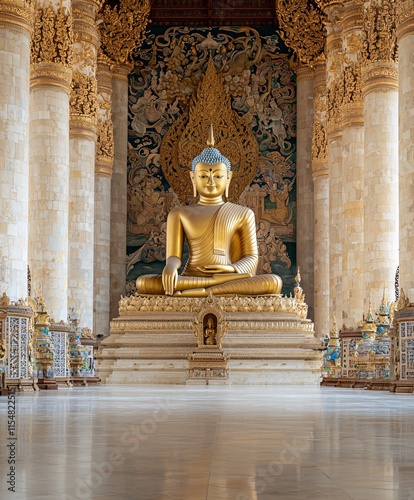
[193,306,228,349]
[127,27,297,296]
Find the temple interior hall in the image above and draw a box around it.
[1,0,414,498]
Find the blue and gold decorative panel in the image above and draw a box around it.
[127,27,297,295]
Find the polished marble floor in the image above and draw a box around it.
[1,385,414,500]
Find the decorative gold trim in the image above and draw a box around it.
[69,118,97,139]
[30,63,72,93]
[95,159,113,178]
[0,0,34,37]
[361,62,398,96]
[296,63,314,82]
[341,101,364,129]
[118,294,310,320]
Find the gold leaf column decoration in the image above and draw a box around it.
[0,0,34,37]
[275,0,326,67]
[361,0,398,96]
[70,0,102,138]
[98,0,150,70]
[312,55,328,176]
[96,53,114,177]
[30,3,73,93]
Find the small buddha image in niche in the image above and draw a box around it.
[203,314,217,346]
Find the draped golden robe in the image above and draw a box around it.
[136,202,282,296]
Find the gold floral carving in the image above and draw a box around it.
[327,75,344,128]
[0,0,34,36]
[362,0,397,65]
[275,0,326,67]
[31,4,73,67]
[312,57,328,175]
[342,63,363,106]
[160,58,259,204]
[98,0,150,69]
[70,70,98,136]
[96,120,114,176]
[95,56,114,176]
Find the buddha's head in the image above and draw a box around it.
[190,125,232,201]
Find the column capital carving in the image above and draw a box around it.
[30,62,72,94]
[275,0,326,67]
[72,0,101,50]
[361,61,398,96]
[341,100,364,129]
[31,3,73,68]
[70,71,98,138]
[96,54,114,176]
[362,0,397,66]
[396,0,414,40]
[296,63,314,82]
[97,53,113,94]
[0,0,34,36]
[98,0,150,69]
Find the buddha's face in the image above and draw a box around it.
[191,162,231,199]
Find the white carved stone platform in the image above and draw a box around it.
[96,295,323,385]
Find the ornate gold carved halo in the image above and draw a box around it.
[160,57,259,205]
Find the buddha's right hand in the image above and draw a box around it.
[162,256,182,295]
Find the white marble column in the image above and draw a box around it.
[110,67,129,321]
[312,57,330,338]
[0,0,33,300]
[29,1,72,322]
[296,63,315,320]
[325,11,343,326]
[397,1,414,300]
[68,0,99,331]
[94,56,114,337]
[362,0,399,311]
[340,1,364,327]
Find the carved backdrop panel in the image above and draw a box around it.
[127,26,297,295]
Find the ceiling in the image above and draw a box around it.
[148,0,278,27]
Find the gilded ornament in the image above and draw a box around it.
[362,0,397,65]
[119,294,309,320]
[160,58,259,204]
[275,0,326,67]
[31,3,73,67]
[98,0,150,69]
[0,0,34,36]
[70,71,97,116]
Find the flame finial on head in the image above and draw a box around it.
[207,123,215,147]
[191,124,231,173]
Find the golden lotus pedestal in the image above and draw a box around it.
[96,295,323,385]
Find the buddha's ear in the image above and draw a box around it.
[225,171,233,198]
[190,171,197,198]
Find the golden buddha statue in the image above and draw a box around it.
[136,128,282,297]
